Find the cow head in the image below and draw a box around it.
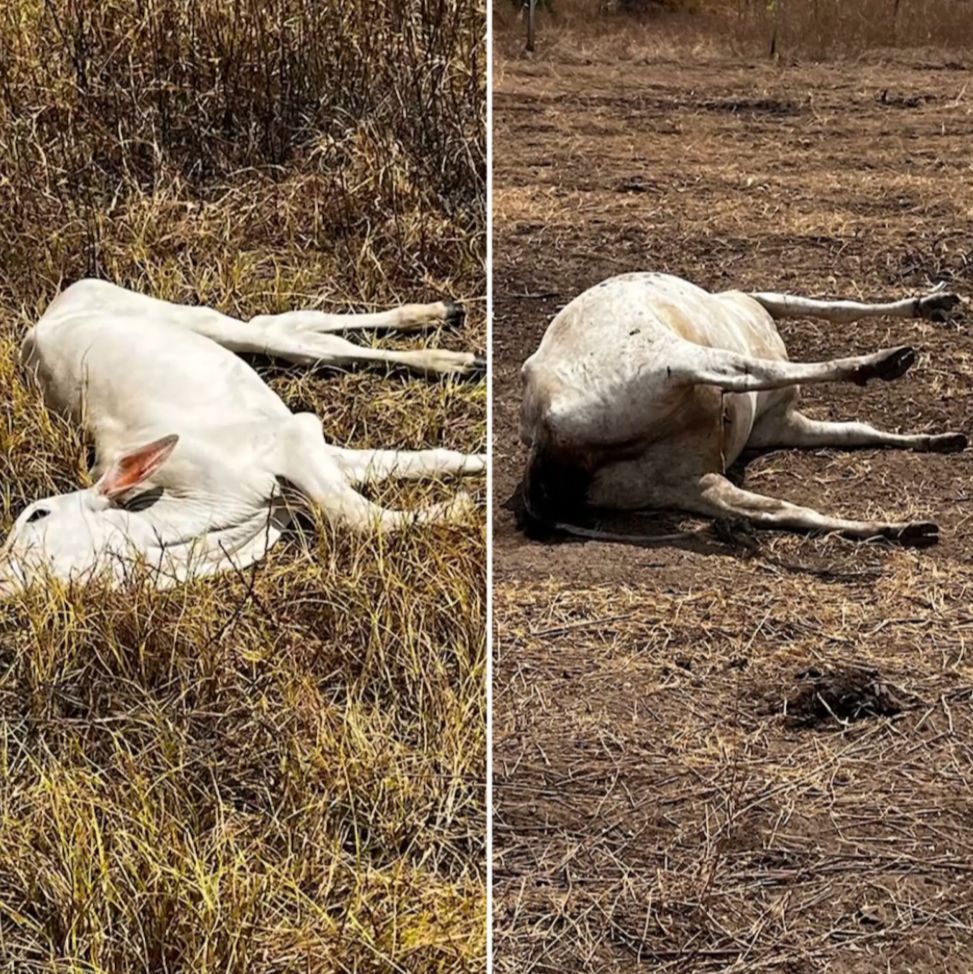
[0,435,179,594]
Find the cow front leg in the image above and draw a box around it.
[685,472,939,546]
[307,478,475,533]
[329,446,486,484]
[749,408,967,453]
[278,416,476,532]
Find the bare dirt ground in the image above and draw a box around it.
[492,41,973,973]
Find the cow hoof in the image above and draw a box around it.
[928,432,967,453]
[417,350,484,376]
[916,290,961,323]
[444,301,466,328]
[889,520,939,547]
[472,355,487,373]
[855,346,916,385]
[445,490,476,522]
[877,346,916,381]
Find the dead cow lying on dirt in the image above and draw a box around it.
[520,272,965,546]
[0,279,485,594]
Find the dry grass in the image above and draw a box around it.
[494,0,973,59]
[495,570,973,972]
[491,46,973,974]
[0,1,486,971]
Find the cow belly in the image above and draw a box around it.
[586,386,759,510]
[586,439,710,510]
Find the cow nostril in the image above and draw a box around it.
[26,508,50,524]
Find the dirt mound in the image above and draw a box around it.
[769,665,918,728]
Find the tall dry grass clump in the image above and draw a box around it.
[0,1,486,971]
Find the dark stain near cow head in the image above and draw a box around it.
[523,446,593,523]
[522,431,652,525]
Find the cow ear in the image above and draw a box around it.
[96,434,179,500]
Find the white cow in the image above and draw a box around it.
[0,279,486,594]
[520,272,965,546]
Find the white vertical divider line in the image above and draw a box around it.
[484,0,495,967]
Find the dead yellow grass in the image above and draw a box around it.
[493,0,973,60]
[0,1,486,971]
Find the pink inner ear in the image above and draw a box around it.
[98,434,179,500]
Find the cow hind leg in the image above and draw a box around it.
[192,316,484,377]
[747,282,960,324]
[750,408,967,454]
[680,343,918,393]
[686,472,938,547]
[248,300,464,335]
[241,301,481,377]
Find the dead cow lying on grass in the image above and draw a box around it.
[0,279,486,593]
[521,272,965,545]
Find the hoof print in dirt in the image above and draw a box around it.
[774,665,918,729]
[615,177,655,194]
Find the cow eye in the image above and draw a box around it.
[26,508,50,524]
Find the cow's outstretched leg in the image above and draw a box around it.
[675,342,918,393]
[165,294,481,377]
[329,446,486,485]
[746,282,960,323]
[685,472,938,546]
[278,415,475,532]
[248,300,464,334]
[193,317,484,377]
[749,408,967,453]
